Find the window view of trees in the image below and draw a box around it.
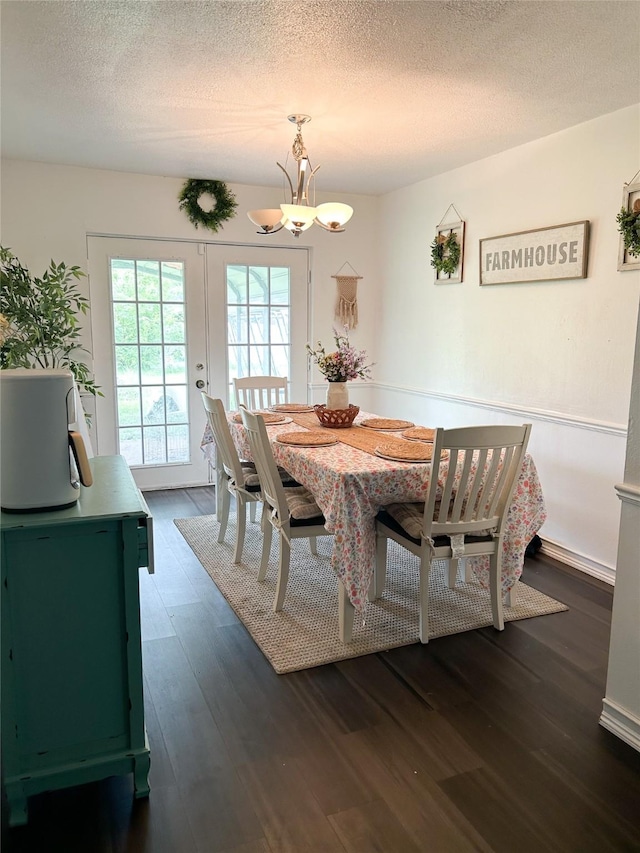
[110,259,189,465]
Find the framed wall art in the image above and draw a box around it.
[431,218,465,284]
[617,180,640,272]
[479,221,589,285]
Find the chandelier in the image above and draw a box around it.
[247,115,353,238]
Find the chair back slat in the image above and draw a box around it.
[424,424,531,540]
[451,448,477,523]
[240,408,291,534]
[233,376,289,410]
[201,393,246,486]
[437,447,458,522]
[462,447,488,522]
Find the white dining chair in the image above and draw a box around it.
[239,408,335,615]
[201,393,265,564]
[233,376,288,410]
[374,423,531,643]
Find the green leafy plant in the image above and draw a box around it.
[616,206,640,258]
[430,231,461,276]
[178,178,238,232]
[0,246,101,396]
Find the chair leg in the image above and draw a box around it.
[489,551,505,631]
[372,532,388,600]
[504,582,516,608]
[215,457,224,523]
[274,535,291,611]
[249,502,257,524]
[464,559,473,583]
[218,485,230,544]
[338,580,355,643]
[258,518,272,582]
[447,558,459,589]
[309,536,317,555]
[233,498,247,564]
[418,553,432,643]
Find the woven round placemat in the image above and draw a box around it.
[402,426,436,442]
[361,418,415,431]
[375,439,434,462]
[276,431,338,447]
[233,411,289,425]
[271,403,315,413]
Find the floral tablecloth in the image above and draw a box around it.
[201,413,546,613]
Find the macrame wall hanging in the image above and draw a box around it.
[332,262,362,329]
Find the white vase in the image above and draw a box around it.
[326,381,349,409]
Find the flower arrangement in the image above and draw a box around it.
[306,327,373,382]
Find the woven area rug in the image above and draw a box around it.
[175,513,568,674]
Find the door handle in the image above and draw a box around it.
[195,379,205,389]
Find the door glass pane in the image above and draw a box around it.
[137,261,161,301]
[270,268,289,304]
[163,305,185,342]
[119,427,142,465]
[111,259,136,301]
[249,345,268,374]
[140,346,163,384]
[271,307,289,344]
[227,306,247,343]
[113,303,138,343]
[227,265,246,303]
[109,257,190,466]
[248,266,268,304]
[249,307,269,344]
[138,303,162,343]
[161,262,184,301]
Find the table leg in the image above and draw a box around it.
[338,580,355,643]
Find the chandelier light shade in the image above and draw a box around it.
[247,209,284,232]
[247,115,353,238]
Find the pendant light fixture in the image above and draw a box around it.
[248,115,353,238]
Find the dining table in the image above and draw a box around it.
[201,407,547,641]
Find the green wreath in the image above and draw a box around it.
[178,178,238,232]
[616,204,640,258]
[430,231,461,276]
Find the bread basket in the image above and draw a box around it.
[313,403,360,429]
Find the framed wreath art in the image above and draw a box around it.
[178,178,238,232]
[616,177,640,271]
[431,209,465,283]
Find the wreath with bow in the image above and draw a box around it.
[430,231,461,275]
[616,199,640,258]
[178,179,238,232]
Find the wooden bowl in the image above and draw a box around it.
[313,403,360,429]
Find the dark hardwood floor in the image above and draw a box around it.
[3,486,640,852]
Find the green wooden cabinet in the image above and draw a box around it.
[1,455,153,827]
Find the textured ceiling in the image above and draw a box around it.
[1,1,639,195]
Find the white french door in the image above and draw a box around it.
[88,237,309,490]
[204,244,309,406]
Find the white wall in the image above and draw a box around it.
[0,160,380,414]
[374,104,640,581]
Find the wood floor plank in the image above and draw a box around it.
[338,724,494,853]
[236,757,346,852]
[328,798,424,852]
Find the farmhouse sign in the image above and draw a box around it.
[480,221,589,285]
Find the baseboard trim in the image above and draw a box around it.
[540,538,615,586]
[372,381,627,437]
[600,698,640,753]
